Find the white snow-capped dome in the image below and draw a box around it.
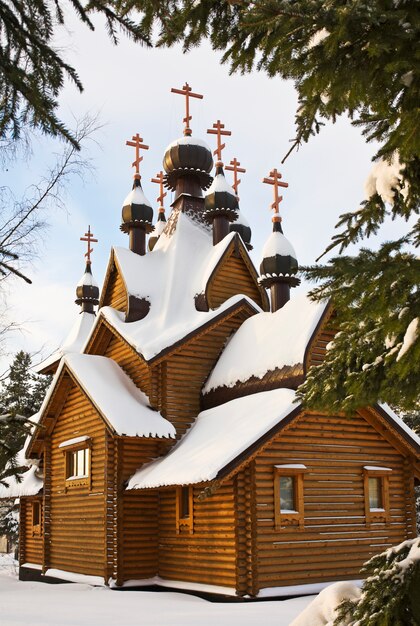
[165,136,212,152]
[123,185,152,208]
[154,219,167,238]
[235,209,250,228]
[77,270,98,289]
[206,171,236,196]
[262,230,297,260]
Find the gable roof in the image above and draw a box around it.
[35,311,96,374]
[31,354,176,444]
[203,294,328,394]
[94,212,262,361]
[127,388,298,489]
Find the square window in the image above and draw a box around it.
[279,476,296,512]
[363,467,391,523]
[66,448,89,480]
[274,465,307,529]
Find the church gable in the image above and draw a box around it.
[100,252,128,313]
[205,235,269,311]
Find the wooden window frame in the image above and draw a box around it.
[274,466,307,530]
[176,486,193,534]
[363,467,391,525]
[62,440,92,490]
[31,500,43,537]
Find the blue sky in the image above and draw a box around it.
[1,12,407,373]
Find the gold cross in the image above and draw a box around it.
[80,226,98,264]
[207,120,231,165]
[171,82,203,136]
[151,171,167,210]
[225,157,246,198]
[125,133,149,176]
[262,168,289,213]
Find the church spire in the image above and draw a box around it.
[204,120,238,245]
[75,226,100,314]
[259,170,300,312]
[120,133,154,256]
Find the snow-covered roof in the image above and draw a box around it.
[377,403,420,452]
[203,295,327,393]
[165,136,211,151]
[261,230,297,260]
[77,269,98,289]
[35,311,96,373]
[37,354,175,439]
[97,213,261,361]
[206,171,236,195]
[123,184,152,208]
[127,388,298,489]
[0,465,43,499]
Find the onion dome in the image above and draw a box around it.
[149,210,167,251]
[75,262,99,312]
[259,213,300,288]
[120,175,154,235]
[230,209,252,250]
[163,136,213,191]
[204,164,239,223]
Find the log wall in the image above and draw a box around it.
[101,267,127,312]
[251,410,415,593]
[47,384,107,578]
[102,333,152,398]
[158,482,237,588]
[207,251,266,311]
[19,496,43,566]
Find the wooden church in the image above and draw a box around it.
[18,84,420,598]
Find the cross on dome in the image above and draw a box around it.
[151,171,167,212]
[126,133,149,177]
[226,157,246,199]
[80,226,98,264]
[263,168,289,219]
[171,82,203,137]
[207,120,231,166]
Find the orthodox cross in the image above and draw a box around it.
[151,171,167,211]
[80,226,98,264]
[126,133,149,176]
[262,168,289,214]
[207,120,231,166]
[225,157,246,199]
[171,82,203,136]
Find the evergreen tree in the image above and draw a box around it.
[128,0,419,411]
[0,351,50,487]
[0,0,149,147]
[334,538,420,626]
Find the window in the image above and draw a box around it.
[176,486,193,533]
[274,465,307,529]
[363,466,391,524]
[67,448,89,479]
[32,501,42,536]
[59,437,92,489]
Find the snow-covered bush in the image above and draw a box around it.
[334,538,420,626]
[289,581,361,626]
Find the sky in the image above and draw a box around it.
[0,11,408,374]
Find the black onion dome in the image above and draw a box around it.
[163,136,213,191]
[259,219,300,288]
[75,262,100,306]
[230,209,252,249]
[121,177,154,234]
[204,165,239,223]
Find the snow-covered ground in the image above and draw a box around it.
[0,555,314,626]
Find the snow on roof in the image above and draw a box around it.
[261,230,297,259]
[34,311,96,373]
[377,403,420,451]
[203,294,327,393]
[77,269,98,289]
[0,465,43,499]
[165,136,211,151]
[38,354,175,439]
[98,214,260,361]
[206,171,236,195]
[127,388,297,489]
[123,184,152,208]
